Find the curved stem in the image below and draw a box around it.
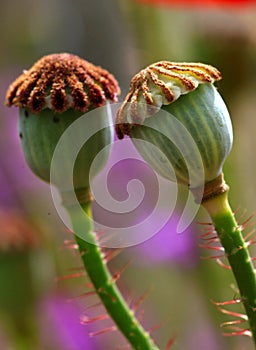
[66,201,159,350]
[202,192,256,344]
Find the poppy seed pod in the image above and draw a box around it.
[115,61,233,200]
[6,53,120,202]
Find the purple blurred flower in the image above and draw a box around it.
[93,135,199,267]
[39,294,96,350]
[131,212,199,268]
[182,313,227,350]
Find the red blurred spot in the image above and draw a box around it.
[135,0,255,8]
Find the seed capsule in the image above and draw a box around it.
[115,61,233,190]
[6,53,120,198]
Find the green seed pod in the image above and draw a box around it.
[6,53,120,201]
[115,61,233,197]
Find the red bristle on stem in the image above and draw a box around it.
[95,229,109,241]
[67,290,97,302]
[98,230,120,246]
[83,301,102,311]
[246,239,256,246]
[55,271,85,282]
[200,235,219,242]
[111,260,132,283]
[148,317,170,334]
[196,221,213,226]
[198,243,224,251]
[212,299,242,306]
[221,319,246,327]
[217,307,248,320]
[126,291,135,307]
[132,287,153,312]
[104,248,123,263]
[200,254,226,260]
[222,328,252,337]
[165,334,176,350]
[216,258,232,270]
[137,308,145,323]
[89,326,117,337]
[80,313,109,325]
[244,229,256,241]
[239,213,255,228]
[62,239,79,250]
[235,208,248,225]
[200,227,216,236]
[233,207,241,216]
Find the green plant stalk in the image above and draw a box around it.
[202,191,256,343]
[66,200,159,350]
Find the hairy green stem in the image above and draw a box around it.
[202,192,256,344]
[66,201,159,350]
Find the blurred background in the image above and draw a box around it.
[0,0,256,349]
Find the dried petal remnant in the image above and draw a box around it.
[115,61,221,139]
[6,53,120,114]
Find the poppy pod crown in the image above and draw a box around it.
[6,53,120,114]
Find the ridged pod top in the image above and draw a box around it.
[115,61,221,139]
[6,53,120,114]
